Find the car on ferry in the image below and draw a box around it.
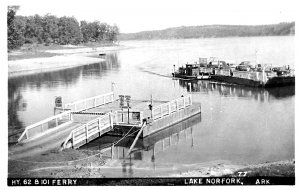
[236,61,255,71]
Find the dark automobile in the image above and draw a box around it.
[236,61,255,71]
[272,66,290,76]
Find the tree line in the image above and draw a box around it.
[118,22,295,40]
[7,6,119,50]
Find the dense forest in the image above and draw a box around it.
[7,6,119,50]
[118,22,295,40]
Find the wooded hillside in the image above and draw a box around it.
[118,22,295,40]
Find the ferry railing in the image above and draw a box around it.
[64,92,114,112]
[152,95,192,120]
[199,67,212,74]
[215,69,231,76]
[18,110,73,143]
[62,112,113,149]
[114,110,143,125]
[232,70,268,82]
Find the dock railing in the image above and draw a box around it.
[18,110,73,143]
[64,92,114,112]
[152,95,192,120]
[63,112,113,149]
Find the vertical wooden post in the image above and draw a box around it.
[72,132,75,148]
[98,118,101,136]
[111,144,114,159]
[115,111,119,125]
[168,103,171,115]
[140,111,143,124]
[85,124,88,142]
[55,118,58,127]
[175,99,178,111]
[110,112,114,129]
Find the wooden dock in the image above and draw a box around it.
[9,91,201,159]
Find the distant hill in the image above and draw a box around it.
[118,22,295,41]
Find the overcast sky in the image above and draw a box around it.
[7,0,298,33]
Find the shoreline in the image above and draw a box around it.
[8,45,129,78]
[8,147,295,178]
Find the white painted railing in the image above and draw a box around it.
[63,112,113,148]
[64,92,114,112]
[199,67,212,73]
[18,111,73,143]
[152,95,192,120]
[215,69,231,76]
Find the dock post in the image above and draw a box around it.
[98,118,101,135]
[111,144,114,159]
[85,124,88,143]
[110,112,114,129]
[72,132,75,149]
[115,111,119,125]
[140,111,143,124]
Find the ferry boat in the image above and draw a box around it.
[172,57,295,88]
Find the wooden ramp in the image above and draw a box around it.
[9,91,198,160]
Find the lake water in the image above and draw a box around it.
[8,36,294,176]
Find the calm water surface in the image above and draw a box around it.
[8,36,294,176]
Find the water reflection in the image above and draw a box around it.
[8,53,121,135]
[179,80,295,102]
[80,114,201,176]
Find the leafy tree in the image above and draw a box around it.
[58,16,82,44]
[7,6,23,49]
[8,8,119,49]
